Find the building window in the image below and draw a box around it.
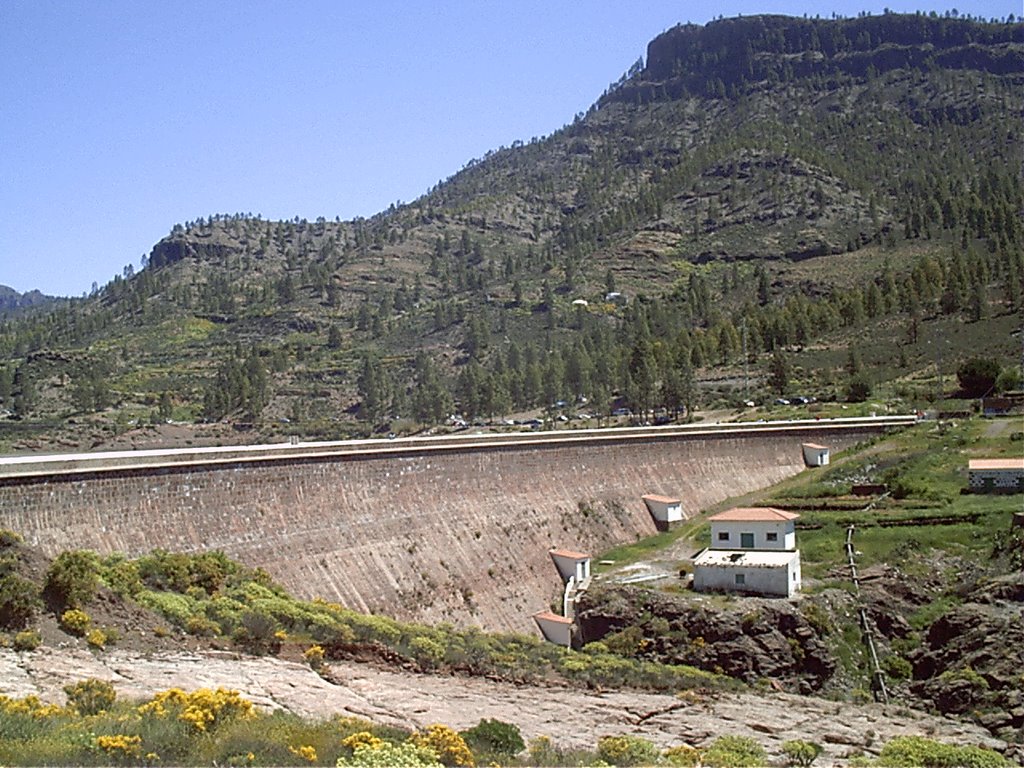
[766,532,778,542]
[735,574,745,585]
[717,532,729,541]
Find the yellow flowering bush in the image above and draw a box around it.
[86,628,108,649]
[304,643,326,669]
[60,608,91,635]
[0,694,64,719]
[342,731,385,752]
[93,734,142,761]
[138,687,254,732]
[289,744,318,762]
[410,724,475,767]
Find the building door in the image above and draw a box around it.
[740,532,754,548]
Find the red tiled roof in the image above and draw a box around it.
[533,610,572,625]
[802,443,830,450]
[969,458,1024,470]
[642,494,681,504]
[708,507,800,522]
[549,548,590,560]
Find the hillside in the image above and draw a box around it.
[0,12,1021,452]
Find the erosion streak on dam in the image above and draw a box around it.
[0,418,910,633]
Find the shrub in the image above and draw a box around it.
[782,739,824,767]
[64,678,117,715]
[878,735,1007,767]
[100,556,143,597]
[138,687,255,734]
[186,614,221,637]
[882,655,913,681]
[232,610,280,654]
[338,740,442,767]
[408,635,446,670]
[45,550,100,608]
[289,745,318,763]
[664,744,701,766]
[409,724,475,766]
[460,718,524,760]
[0,572,42,629]
[93,734,142,763]
[0,529,23,547]
[86,628,108,649]
[703,735,767,767]
[846,373,873,402]
[60,608,91,636]
[957,357,1001,397]
[13,628,41,651]
[597,734,660,766]
[304,644,326,669]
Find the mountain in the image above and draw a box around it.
[0,285,56,315]
[0,12,1021,451]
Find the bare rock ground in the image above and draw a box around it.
[0,646,1007,765]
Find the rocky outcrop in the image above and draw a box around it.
[909,589,1024,743]
[626,15,1024,105]
[0,646,1008,764]
[576,586,835,693]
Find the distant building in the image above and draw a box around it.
[535,548,592,644]
[709,507,799,551]
[642,494,685,529]
[533,611,573,647]
[549,548,591,584]
[801,443,830,467]
[968,458,1024,493]
[693,507,801,598]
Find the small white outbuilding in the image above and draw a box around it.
[642,494,685,529]
[802,443,830,467]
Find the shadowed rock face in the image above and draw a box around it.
[0,425,883,634]
[576,585,836,693]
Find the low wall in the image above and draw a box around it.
[0,418,911,633]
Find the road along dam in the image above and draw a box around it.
[0,417,913,634]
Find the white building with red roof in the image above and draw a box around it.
[693,507,802,598]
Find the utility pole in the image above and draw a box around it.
[742,318,749,401]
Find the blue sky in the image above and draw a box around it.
[1,0,1016,297]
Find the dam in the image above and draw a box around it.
[0,417,913,633]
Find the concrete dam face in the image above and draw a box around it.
[0,419,909,634]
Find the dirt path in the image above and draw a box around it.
[0,647,1005,765]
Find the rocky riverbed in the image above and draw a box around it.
[0,646,1010,765]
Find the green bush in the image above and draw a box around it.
[664,744,701,766]
[64,678,117,715]
[0,573,42,629]
[882,654,913,681]
[878,735,1007,767]
[12,628,41,651]
[135,589,200,625]
[703,735,767,767]
[597,734,660,766]
[45,550,100,609]
[99,556,143,597]
[0,529,23,547]
[782,739,823,767]
[460,718,524,760]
